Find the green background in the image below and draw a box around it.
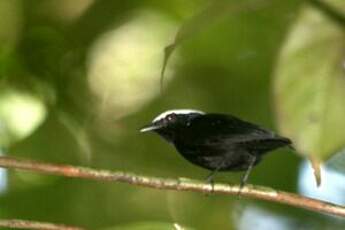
[0,0,344,229]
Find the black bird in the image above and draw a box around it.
[141,109,292,187]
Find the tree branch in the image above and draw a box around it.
[0,156,345,218]
[0,219,85,230]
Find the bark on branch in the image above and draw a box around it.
[0,156,344,218]
[0,219,85,230]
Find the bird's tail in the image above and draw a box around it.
[254,136,292,155]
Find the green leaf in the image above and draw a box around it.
[274,3,345,184]
[160,0,267,91]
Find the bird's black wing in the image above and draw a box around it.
[186,113,274,140]
[180,113,290,155]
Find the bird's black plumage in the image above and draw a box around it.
[141,110,291,186]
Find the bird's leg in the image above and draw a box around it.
[205,166,222,194]
[206,171,215,193]
[238,155,257,196]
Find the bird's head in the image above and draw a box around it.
[140,109,205,142]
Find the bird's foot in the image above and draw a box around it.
[204,174,215,195]
[236,181,245,197]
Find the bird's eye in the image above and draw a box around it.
[166,113,177,121]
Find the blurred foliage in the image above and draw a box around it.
[274,0,345,185]
[0,0,344,229]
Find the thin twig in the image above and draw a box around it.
[0,156,344,218]
[0,219,85,230]
[308,0,345,27]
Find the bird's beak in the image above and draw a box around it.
[140,123,162,133]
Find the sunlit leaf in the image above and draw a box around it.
[274,3,345,185]
[0,88,47,147]
[88,10,177,120]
